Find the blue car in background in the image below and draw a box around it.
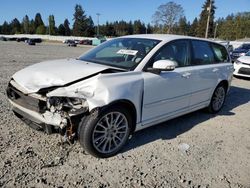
[230,43,250,62]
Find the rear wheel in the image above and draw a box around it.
[78,106,132,158]
[208,84,226,113]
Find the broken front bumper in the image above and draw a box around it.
[9,99,66,134]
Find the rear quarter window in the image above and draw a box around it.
[211,43,229,63]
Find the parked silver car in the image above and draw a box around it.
[7,34,233,157]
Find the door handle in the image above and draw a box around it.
[182,72,191,78]
[212,68,219,72]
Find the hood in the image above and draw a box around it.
[233,48,248,53]
[12,59,112,93]
[238,56,250,64]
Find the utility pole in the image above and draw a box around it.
[214,22,218,39]
[96,13,100,36]
[205,0,213,38]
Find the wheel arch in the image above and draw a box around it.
[218,80,229,92]
[98,99,137,134]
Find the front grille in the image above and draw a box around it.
[6,83,46,113]
[238,67,250,75]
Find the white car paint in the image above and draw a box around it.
[7,34,233,134]
[12,58,117,93]
[233,54,250,78]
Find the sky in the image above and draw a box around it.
[0,0,249,27]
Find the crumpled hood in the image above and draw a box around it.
[12,58,110,93]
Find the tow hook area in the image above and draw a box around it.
[63,114,77,144]
[42,111,77,143]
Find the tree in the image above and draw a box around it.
[85,16,95,37]
[29,19,36,34]
[58,24,66,35]
[63,19,71,36]
[72,4,88,36]
[188,17,199,36]
[34,13,44,28]
[134,20,146,34]
[146,23,153,34]
[152,1,184,33]
[1,21,11,34]
[22,15,30,34]
[10,18,21,34]
[178,16,188,35]
[48,15,56,35]
[216,12,250,40]
[36,25,46,34]
[197,0,216,38]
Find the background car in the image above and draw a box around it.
[79,39,92,45]
[230,43,250,62]
[67,40,77,47]
[233,50,250,77]
[27,39,36,45]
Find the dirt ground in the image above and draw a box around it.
[0,41,249,188]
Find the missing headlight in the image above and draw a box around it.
[47,97,88,115]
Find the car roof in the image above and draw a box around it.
[120,34,215,43]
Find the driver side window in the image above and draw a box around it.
[148,40,191,68]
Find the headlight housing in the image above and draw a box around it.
[46,97,88,114]
[235,60,242,65]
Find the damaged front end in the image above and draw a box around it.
[6,80,89,140]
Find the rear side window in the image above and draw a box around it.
[191,40,215,65]
[211,43,229,63]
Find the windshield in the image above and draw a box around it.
[246,51,250,56]
[79,38,160,70]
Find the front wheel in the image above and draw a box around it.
[78,106,132,158]
[208,84,226,113]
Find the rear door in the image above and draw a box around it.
[188,40,230,109]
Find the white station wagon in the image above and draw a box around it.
[7,34,233,157]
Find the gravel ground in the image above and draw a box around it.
[0,41,250,188]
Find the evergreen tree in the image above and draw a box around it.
[85,16,95,37]
[189,17,199,36]
[22,15,30,34]
[36,25,46,34]
[58,24,66,35]
[197,0,216,38]
[10,18,21,34]
[63,19,71,36]
[178,16,188,35]
[1,21,11,34]
[29,19,36,34]
[72,4,88,36]
[133,20,145,34]
[48,15,56,35]
[34,13,44,28]
[146,23,153,34]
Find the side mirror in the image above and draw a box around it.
[150,60,176,73]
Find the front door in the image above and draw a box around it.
[141,39,192,126]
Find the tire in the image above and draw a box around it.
[78,106,132,158]
[208,84,227,113]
